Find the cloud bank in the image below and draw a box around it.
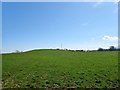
[102,35,118,41]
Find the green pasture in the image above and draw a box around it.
[2,49,119,88]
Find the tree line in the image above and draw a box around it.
[57,46,120,52]
[97,46,120,51]
[15,46,120,53]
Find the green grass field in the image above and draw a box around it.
[2,49,119,88]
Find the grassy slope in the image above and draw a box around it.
[0,54,2,89]
[2,49,119,88]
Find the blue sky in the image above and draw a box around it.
[2,2,118,53]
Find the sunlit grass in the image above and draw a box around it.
[2,49,119,88]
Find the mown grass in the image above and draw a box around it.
[2,49,119,88]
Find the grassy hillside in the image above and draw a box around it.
[2,49,119,88]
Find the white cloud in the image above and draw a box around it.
[102,35,118,41]
[93,0,104,8]
[81,22,88,26]
[113,0,120,4]
[93,0,120,8]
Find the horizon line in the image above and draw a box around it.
[1,46,119,54]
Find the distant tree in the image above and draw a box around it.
[75,50,81,52]
[118,48,120,51]
[98,48,104,51]
[64,49,68,51]
[15,50,20,53]
[56,48,60,50]
[80,50,84,52]
[109,46,116,51]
